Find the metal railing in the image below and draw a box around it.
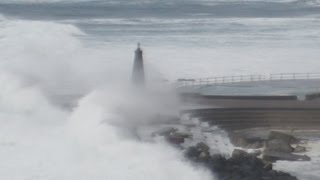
[176,73,320,88]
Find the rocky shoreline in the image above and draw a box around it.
[230,131,310,162]
[153,128,309,180]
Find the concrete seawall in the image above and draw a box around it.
[182,108,320,131]
[180,93,320,131]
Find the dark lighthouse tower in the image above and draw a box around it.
[131,43,145,87]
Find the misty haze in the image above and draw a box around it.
[1,0,320,180]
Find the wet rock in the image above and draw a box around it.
[251,149,262,157]
[293,145,307,153]
[185,146,201,160]
[162,128,299,180]
[196,142,210,153]
[153,127,178,137]
[268,131,298,144]
[229,135,249,147]
[185,142,210,161]
[153,127,191,145]
[246,141,264,149]
[263,131,310,162]
[263,150,311,162]
[207,149,297,180]
[266,139,293,153]
[166,135,185,144]
[183,144,298,180]
[231,149,249,158]
[263,162,273,171]
[229,134,264,149]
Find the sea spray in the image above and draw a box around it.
[0,76,215,179]
[66,88,214,180]
[0,16,215,180]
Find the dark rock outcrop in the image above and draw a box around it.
[185,146,298,180]
[155,128,300,179]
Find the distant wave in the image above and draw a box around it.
[1,0,320,19]
[1,0,320,5]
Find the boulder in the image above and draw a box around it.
[266,139,293,153]
[195,142,210,153]
[184,142,210,161]
[210,149,297,180]
[184,145,298,180]
[247,141,264,149]
[152,127,177,137]
[229,134,264,149]
[166,135,185,144]
[293,145,307,153]
[229,135,249,147]
[185,146,201,160]
[153,127,191,145]
[263,150,311,162]
[232,149,249,158]
[251,150,262,157]
[263,162,273,171]
[264,132,310,162]
[268,131,298,144]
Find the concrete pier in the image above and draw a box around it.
[178,78,320,132]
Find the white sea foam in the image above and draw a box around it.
[274,139,320,180]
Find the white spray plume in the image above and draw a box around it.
[0,16,215,180]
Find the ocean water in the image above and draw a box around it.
[0,0,320,179]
